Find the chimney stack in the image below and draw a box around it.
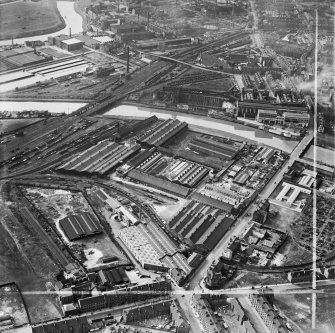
[126,46,130,74]
[69,28,71,38]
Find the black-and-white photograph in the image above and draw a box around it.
[0,0,334,332]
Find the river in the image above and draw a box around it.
[103,104,299,153]
[0,1,83,46]
[0,101,86,114]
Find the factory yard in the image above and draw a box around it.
[22,187,129,269]
[0,0,64,40]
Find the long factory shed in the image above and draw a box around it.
[58,141,141,175]
[137,118,187,147]
[59,212,102,241]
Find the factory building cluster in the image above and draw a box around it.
[126,147,210,189]
[118,225,169,272]
[98,267,129,286]
[59,212,102,241]
[165,158,210,188]
[168,201,235,252]
[58,141,141,176]
[0,46,49,71]
[239,101,310,128]
[128,169,191,198]
[118,222,192,282]
[188,135,241,161]
[223,222,287,266]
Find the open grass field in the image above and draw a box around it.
[0,0,64,40]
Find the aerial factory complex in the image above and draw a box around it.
[0,0,334,333]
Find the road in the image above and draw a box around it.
[143,51,236,76]
[259,131,314,199]
[248,0,259,30]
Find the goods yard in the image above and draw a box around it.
[168,200,235,252]
[58,141,141,176]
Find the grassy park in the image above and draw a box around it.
[0,0,65,40]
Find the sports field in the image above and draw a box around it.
[0,0,64,40]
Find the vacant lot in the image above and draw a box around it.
[275,287,335,333]
[0,0,64,40]
[0,119,42,134]
[0,184,62,324]
[0,283,29,327]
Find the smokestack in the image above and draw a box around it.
[69,28,71,38]
[147,12,149,26]
[11,37,14,48]
[126,46,130,74]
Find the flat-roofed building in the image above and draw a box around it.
[61,38,84,51]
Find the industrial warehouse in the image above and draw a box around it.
[136,119,188,147]
[118,222,191,279]
[188,135,241,160]
[58,141,141,175]
[168,201,235,252]
[59,212,102,241]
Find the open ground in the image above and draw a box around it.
[0,0,64,40]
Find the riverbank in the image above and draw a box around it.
[74,0,88,32]
[0,0,65,41]
[0,1,83,46]
[103,104,299,153]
